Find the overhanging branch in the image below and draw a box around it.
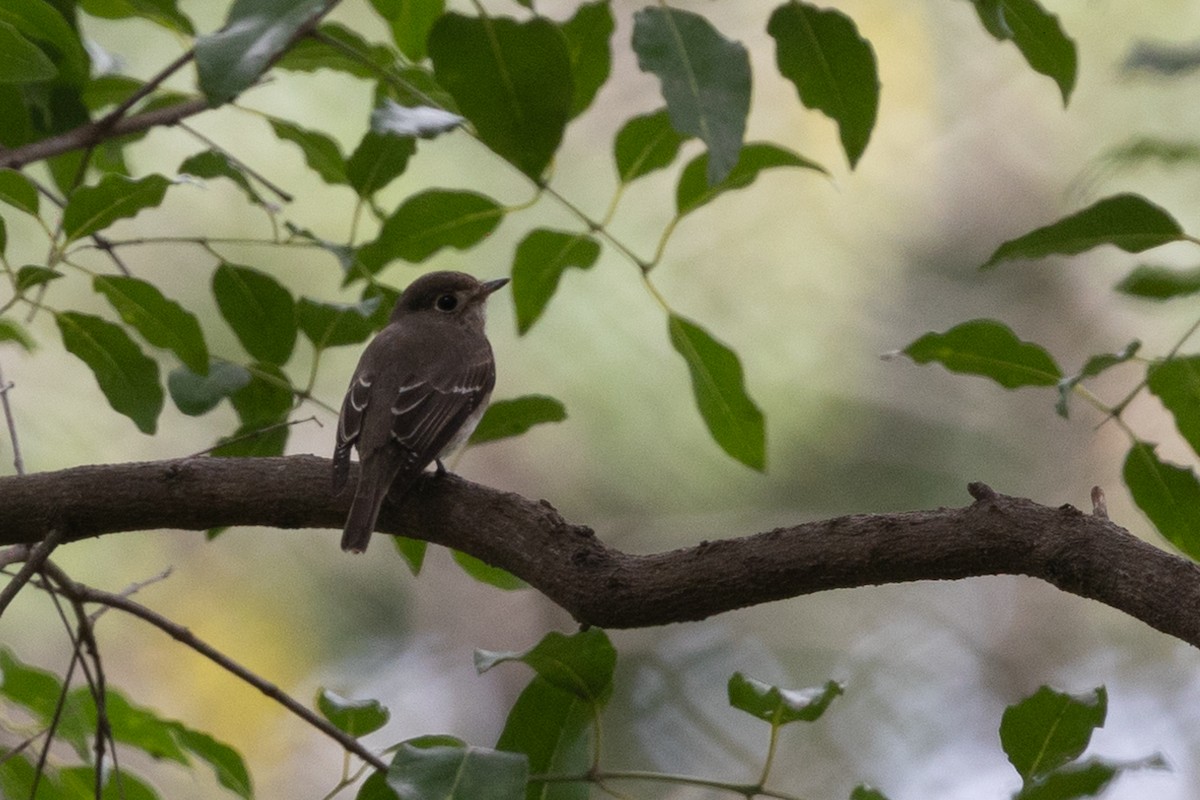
[1,455,1197,645]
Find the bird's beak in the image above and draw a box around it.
[480,277,510,296]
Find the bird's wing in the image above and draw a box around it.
[387,356,494,473]
[332,370,372,493]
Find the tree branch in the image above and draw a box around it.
[1,456,1196,647]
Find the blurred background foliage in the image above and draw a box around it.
[3,0,1200,797]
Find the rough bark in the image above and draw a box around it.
[1,455,1196,645]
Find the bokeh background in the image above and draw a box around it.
[3,0,1200,797]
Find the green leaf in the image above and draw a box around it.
[0,22,56,83]
[209,363,293,456]
[269,119,348,183]
[668,314,765,470]
[317,689,391,737]
[275,21,396,79]
[61,687,189,764]
[452,550,527,590]
[676,142,826,217]
[613,109,688,184]
[475,629,616,708]
[902,319,1062,389]
[1115,264,1200,300]
[971,0,1077,104]
[78,0,194,34]
[560,0,613,119]
[62,173,171,241]
[94,275,209,373]
[371,100,463,139]
[195,0,329,105]
[0,318,35,351]
[1148,356,1200,457]
[511,229,600,334]
[393,536,428,575]
[850,786,890,800]
[358,190,505,272]
[297,296,381,350]
[1015,756,1167,800]
[429,13,573,179]
[1001,685,1105,781]
[179,150,267,206]
[1055,341,1140,418]
[347,130,416,198]
[728,673,844,726]
[358,770,401,800]
[0,0,90,86]
[0,647,63,723]
[15,265,62,291]
[768,2,879,168]
[470,395,568,444]
[60,765,161,800]
[56,311,163,434]
[387,735,528,800]
[632,7,750,185]
[496,677,590,800]
[172,725,254,799]
[212,262,297,364]
[982,194,1184,268]
[370,0,444,62]
[1125,442,1200,559]
[168,361,251,416]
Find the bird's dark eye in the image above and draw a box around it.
[435,293,458,312]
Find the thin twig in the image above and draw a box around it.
[0,360,24,475]
[96,50,197,132]
[185,415,322,459]
[0,527,64,618]
[178,121,294,203]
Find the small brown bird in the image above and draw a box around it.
[333,271,507,552]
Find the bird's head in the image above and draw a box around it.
[390,271,509,326]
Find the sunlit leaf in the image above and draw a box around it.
[613,109,687,185]
[511,229,600,334]
[0,647,63,723]
[1124,442,1200,559]
[452,550,527,590]
[768,1,879,168]
[62,173,170,241]
[669,314,765,470]
[982,194,1184,268]
[475,629,616,707]
[387,735,528,800]
[56,311,162,434]
[902,319,1062,389]
[94,275,209,373]
[370,100,463,139]
[168,361,251,416]
[317,689,391,737]
[393,536,428,576]
[1115,264,1200,300]
[632,7,750,185]
[429,13,572,179]
[676,142,826,217]
[212,262,297,364]
[728,673,844,726]
[470,395,567,445]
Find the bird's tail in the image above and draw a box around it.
[341,465,389,553]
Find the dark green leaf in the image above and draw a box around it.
[268,118,348,183]
[452,550,527,590]
[358,190,505,271]
[62,173,170,241]
[371,0,444,62]
[179,150,267,206]
[195,0,329,105]
[60,765,161,800]
[358,770,401,800]
[1125,442,1200,559]
[1055,340,1140,418]
[15,265,62,291]
[511,229,600,334]
[475,629,616,707]
[210,363,293,456]
[173,725,254,799]
[902,319,1062,389]
[275,21,396,78]
[669,314,765,470]
[0,318,34,351]
[1115,264,1200,300]
[0,0,89,85]
[375,64,458,112]
[297,296,381,349]
[429,13,573,179]
[387,735,528,800]
[0,647,63,723]
[971,0,1077,104]
[78,0,194,35]
[370,100,463,139]
[168,361,251,416]
[393,536,428,575]
[728,673,843,726]
[613,109,687,184]
[632,7,750,185]
[982,193,1184,268]
[94,275,209,373]
[1016,756,1167,800]
[470,395,568,444]
[768,1,879,168]
[212,262,297,364]
[1148,356,1200,457]
[317,689,391,737]
[56,311,163,434]
[61,687,189,763]
[496,677,590,800]
[0,22,56,83]
[347,130,416,198]
[560,1,613,119]
[676,142,826,216]
[850,786,890,800]
[1001,685,1105,781]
